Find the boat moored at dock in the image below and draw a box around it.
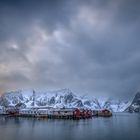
[96,109,112,117]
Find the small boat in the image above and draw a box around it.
[97,109,112,117]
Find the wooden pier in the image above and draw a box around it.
[0,106,112,119]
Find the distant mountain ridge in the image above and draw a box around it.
[0,89,139,113]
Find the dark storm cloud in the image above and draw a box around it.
[0,0,77,41]
[0,0,140,99]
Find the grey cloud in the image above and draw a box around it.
[0,0,140,99]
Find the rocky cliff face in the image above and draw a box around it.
[0,89,101,110]
[0,88,135,112]
[102,99,131,112]
[125,92,140,113]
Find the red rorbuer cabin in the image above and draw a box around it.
[73,108,92,119]
[73,108,81,119]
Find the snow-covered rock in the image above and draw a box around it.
[0,89,101,110]
[125,92,140,113]
[0,88,137,112]
[102,99,131,112]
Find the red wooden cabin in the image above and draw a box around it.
[73,108,81,119]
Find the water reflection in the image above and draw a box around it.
[0,113,140,140]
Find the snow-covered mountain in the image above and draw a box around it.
[102,99,131,112]
[0,89,134,112]
[125,92,140,113]
[0,89,101,110]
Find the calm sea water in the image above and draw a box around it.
[0,113,140,140]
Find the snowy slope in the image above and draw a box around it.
[125,92,140,112]
[0,89,101,110]
[0,89,133,112]
[102,99,131,112]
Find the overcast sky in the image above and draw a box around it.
[0,0,140,99]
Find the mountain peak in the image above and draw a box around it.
[125,91,140,113]
[0,88,136,112]
[132,92,140,105]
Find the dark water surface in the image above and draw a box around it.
[0,113,140,140]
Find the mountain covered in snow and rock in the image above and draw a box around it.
[0,89,100,109]
[0,89,139,113]
[125,92,140,113]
